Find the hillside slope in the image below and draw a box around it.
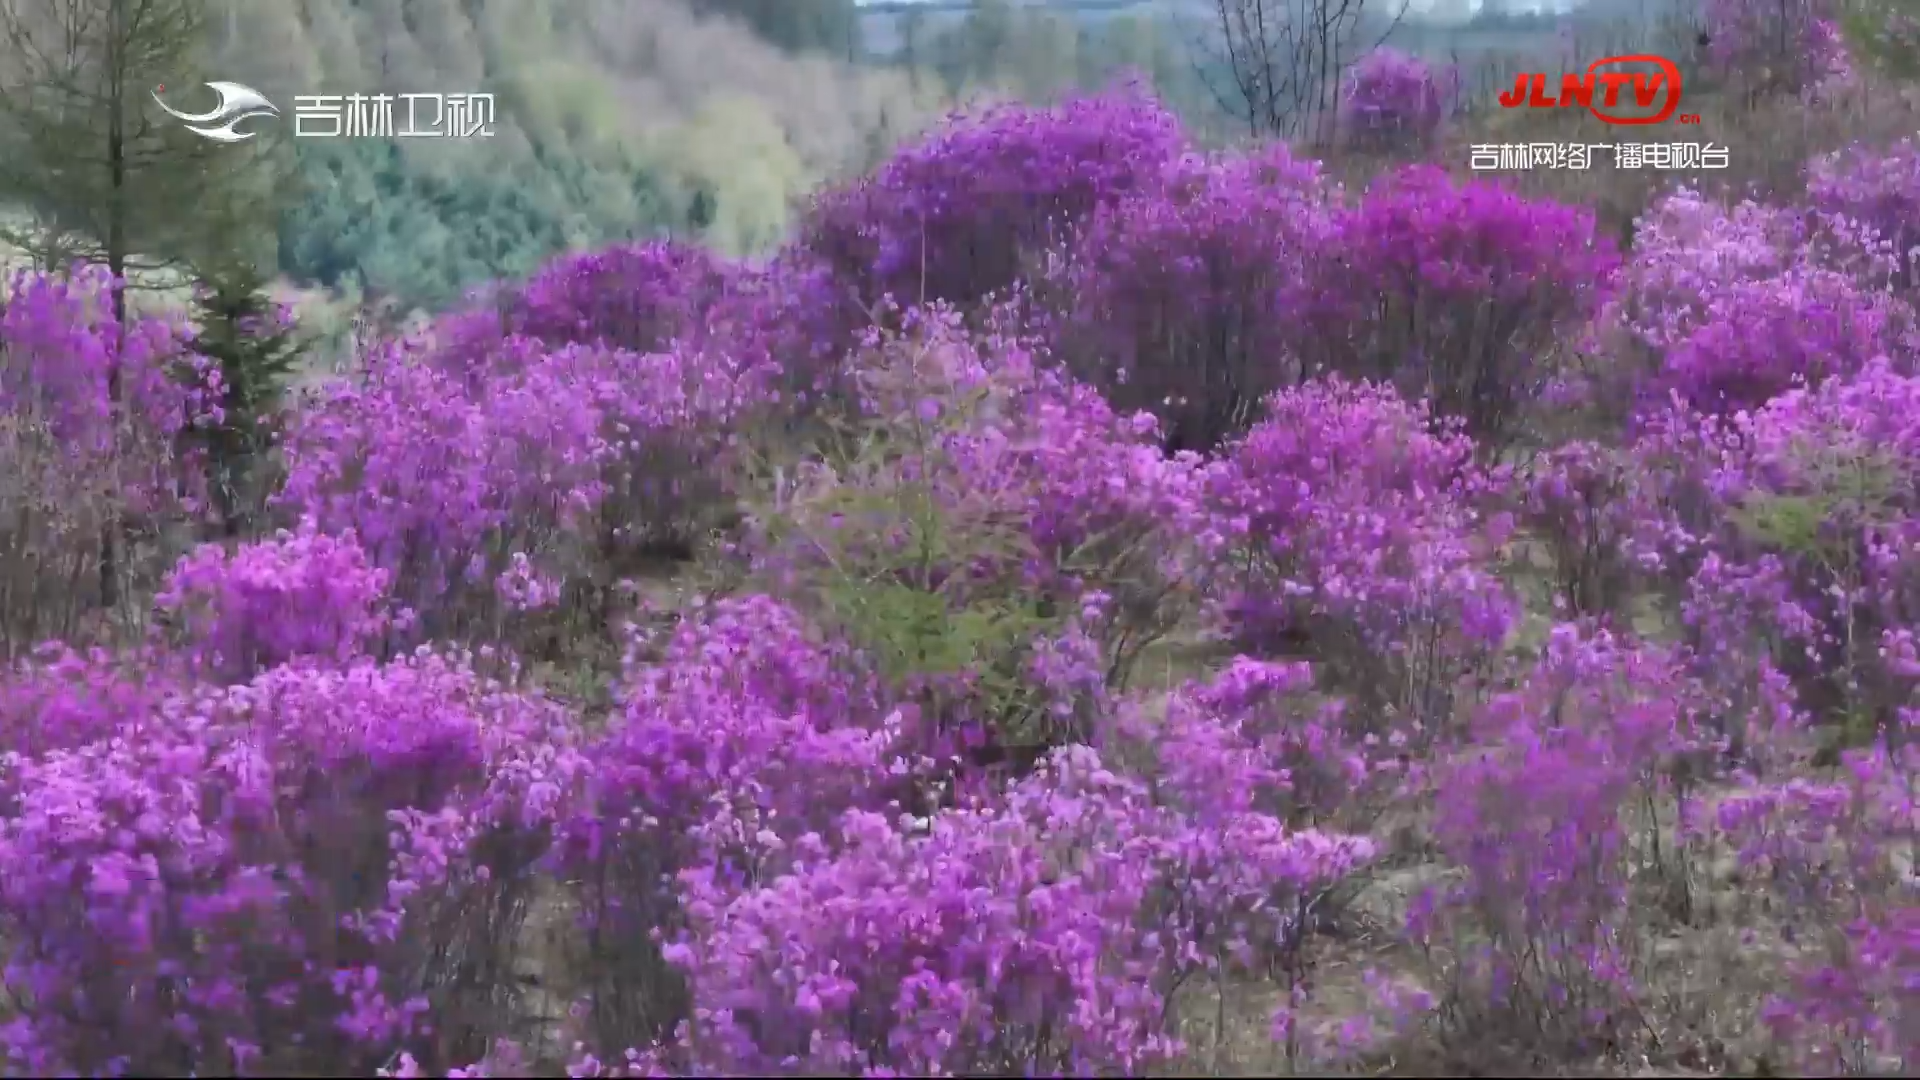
[199,0,944,308]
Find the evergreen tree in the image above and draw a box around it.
[184,259,306,537]
[0,0,287,598]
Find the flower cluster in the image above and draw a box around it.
[1807,137,1920,289]
[800,84,1188,310]
[0,268,216,651]
[1303,166,1620,444]
[155,519,392,680]
[1048,145,1337,449]
[1600,186,1912,420]
[1338,47,1456,153]
[0,648,583,1076]
[1200,378,1517,727]
[1705,0,1848,93]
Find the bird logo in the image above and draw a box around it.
[151,81,279,142]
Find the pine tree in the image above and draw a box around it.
[0,0,288,600]
[184,258,305,538]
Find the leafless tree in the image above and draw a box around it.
[1183,0,1411,146]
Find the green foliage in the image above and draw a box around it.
[0,0,286,280]
[1840,0,1920,81]
[912,3,1222,128]
[276,138,673,311]
[184,259,308,536]
[740,380,1074,750]
[1733,439,1906,749]
[692,0,861,57]
[648,96,814,258]
[1731,440,1905,564]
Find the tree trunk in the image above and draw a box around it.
[100,0,128,611]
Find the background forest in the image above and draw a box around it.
[197,0,1222,312]
[4,0,1708,317]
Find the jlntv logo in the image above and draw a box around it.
[1498,54,1698,126]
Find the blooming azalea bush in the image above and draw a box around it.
[0,268,215,653]
[1411,627,1729,1067]
[0,643,185,757]
[554,595,904,1054]
[499,240,735,358]
[1705,0,1849,95]
[1807,137,1920,290]
[1747,744,1920,1076]
[0,646,584,1076]
[155,519,392,680]
[1046,144,1337,449]
[278,322,780,646]
[1651,266,1905,416]
[1338,47,1456,155]
[1510,441,1667,620]
[799,85,1187,311]
[1301,166,1620,446]
[1201,378,1517,731]
[736,305,1207,753]
[661,744,1375,1077]
[1595,187,1914,421]
[1631,361,1920,741]
[276,335,610,643]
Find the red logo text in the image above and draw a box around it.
[1498,54,1693,125]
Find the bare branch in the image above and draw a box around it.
[1186,0,1401,145]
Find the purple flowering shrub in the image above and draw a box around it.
[0,268,215,653]
[1412,627,1721,1065]
[498,241,734,357]
[477,241,866,433]
[702,252,871,426]
[493,245,839,548]
[800,85,1187,311]
[1705,0,1848,94]
[736,305,1206,753]
[1808,137,1920,290]
[414,243,855,576]
[1201,378,1517,730]
[657,753,1192,1076]
[279,319,777,647]
[1634,362,1920,737]
[0,648,584,1076]
[1697,737,1918,1073]
[1046,145,1336,449]
[155,519,392,681]
[578,638,1378,1078]
[1302,166,1620,446]
[555,595,903,1053]
[1338,48,1456,155]
[654,743,1375,1077]
[277,336,609,643]
[1597,188,1913,420]
[1510,441,1667,620]
[0,644,185,757]
[1652,268,1904,416]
